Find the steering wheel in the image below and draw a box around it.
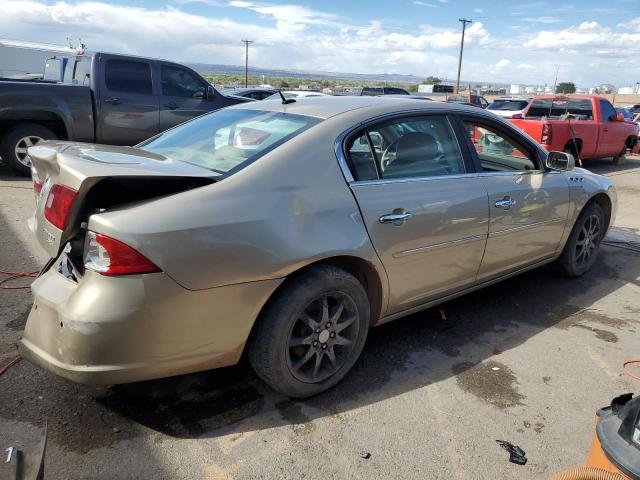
[381,138,401,170]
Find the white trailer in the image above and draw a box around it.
[0,39,76,79]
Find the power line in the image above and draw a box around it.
[455,18,472,94]
[241,39,254,88]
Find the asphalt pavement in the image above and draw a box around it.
[1,156,639,479]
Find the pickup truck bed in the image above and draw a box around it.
[0,51,249,175]
[509,95,638,165]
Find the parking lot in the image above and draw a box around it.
[0,155,638,479]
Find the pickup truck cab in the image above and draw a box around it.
[509,95,639,165]
[0,52,250,174]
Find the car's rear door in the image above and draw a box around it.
[96,55,160,145]
[343,113,489,314]
[158,63,214,131]
[459,114,570,280]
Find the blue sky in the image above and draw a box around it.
[2,0,639,86]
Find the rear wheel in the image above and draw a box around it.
[248,266,370,398]
[552,202,605,277]
[0,123,58,176]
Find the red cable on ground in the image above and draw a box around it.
[622,360,640,382]
[0,356,21,376]
[0,269,38,290]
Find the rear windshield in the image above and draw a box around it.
[527,98,593,119]
[488,100,529,111]
[139,109,321,174]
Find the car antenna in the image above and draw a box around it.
[278,89,296,105]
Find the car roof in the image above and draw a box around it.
[228,95,484,120]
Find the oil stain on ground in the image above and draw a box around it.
[553,307,630,343]
[452,360,525,409]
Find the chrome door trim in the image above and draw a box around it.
[488,217,565,238]
[392,234,486,258]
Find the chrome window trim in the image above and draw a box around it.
[350,172,479,187]
[335,109,473,185]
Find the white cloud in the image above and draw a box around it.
[521,16,562,24]
[0,0,638,86]
[474,8,483,13]
[413,1,438,7]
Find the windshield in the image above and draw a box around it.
[139,109,320,174]
[488,100,529,111]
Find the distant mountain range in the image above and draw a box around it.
[186,62,430,84]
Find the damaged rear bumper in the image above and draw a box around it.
[19,260,282,384]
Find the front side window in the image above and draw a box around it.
[346,115,465,180]
[161,66,206,98]
[105,59,152,95]
[139,109,320,174]
[464,121,538,172]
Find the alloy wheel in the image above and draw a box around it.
[287,293,359,383]
[575,214,601,267]
[14,136,44,167]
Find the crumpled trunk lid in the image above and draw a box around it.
[28,141,218,258]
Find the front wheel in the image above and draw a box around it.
[612,145,626,166]
[248,266,370,398]
[552,203,605,277]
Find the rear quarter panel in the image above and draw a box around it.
[0,81,94,141]
[88,112,389,301]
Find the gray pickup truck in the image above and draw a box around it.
[0,52,250,175]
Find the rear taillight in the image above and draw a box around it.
[541,124,553,145]
[83,231,161,276]
[44,184,77,229]
[31,167,42,193]
[511,113,523,119]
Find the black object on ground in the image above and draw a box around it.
[359,450,371,459]
[496,440,527,465]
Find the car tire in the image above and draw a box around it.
[0,123,58,176]
[248,265,370,398]
[552,202,605,277]
[612,145,626,166]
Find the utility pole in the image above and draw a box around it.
[455,18,472,94]
[552,65,560,93]
[241,39,253,88]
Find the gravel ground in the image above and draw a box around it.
[1,156,639,480]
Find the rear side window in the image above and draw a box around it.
[105,59,152,95]
[600,100,617,122]
[346,115,465,180]
[361,87,382,96]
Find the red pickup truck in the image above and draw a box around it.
[509,95,639,165]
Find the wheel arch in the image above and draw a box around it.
[586,192,613,232]
[246,254,385,354]
[0,111,70,141]
[564,138,583,155]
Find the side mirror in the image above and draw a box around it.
[545,151,575,171]
[615,112,625,122]
[207,85,215,100]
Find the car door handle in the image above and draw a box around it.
[164,103,178,110]
[104,97,121,105]
[379,212,413,225]
[494,197,516,209]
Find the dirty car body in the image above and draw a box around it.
[21,97,617,397]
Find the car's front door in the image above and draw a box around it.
[599,99,628,156]
[344,114,489,314]
[97,57,160,145]
[159,64,214,131]
[461,117,570,280]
